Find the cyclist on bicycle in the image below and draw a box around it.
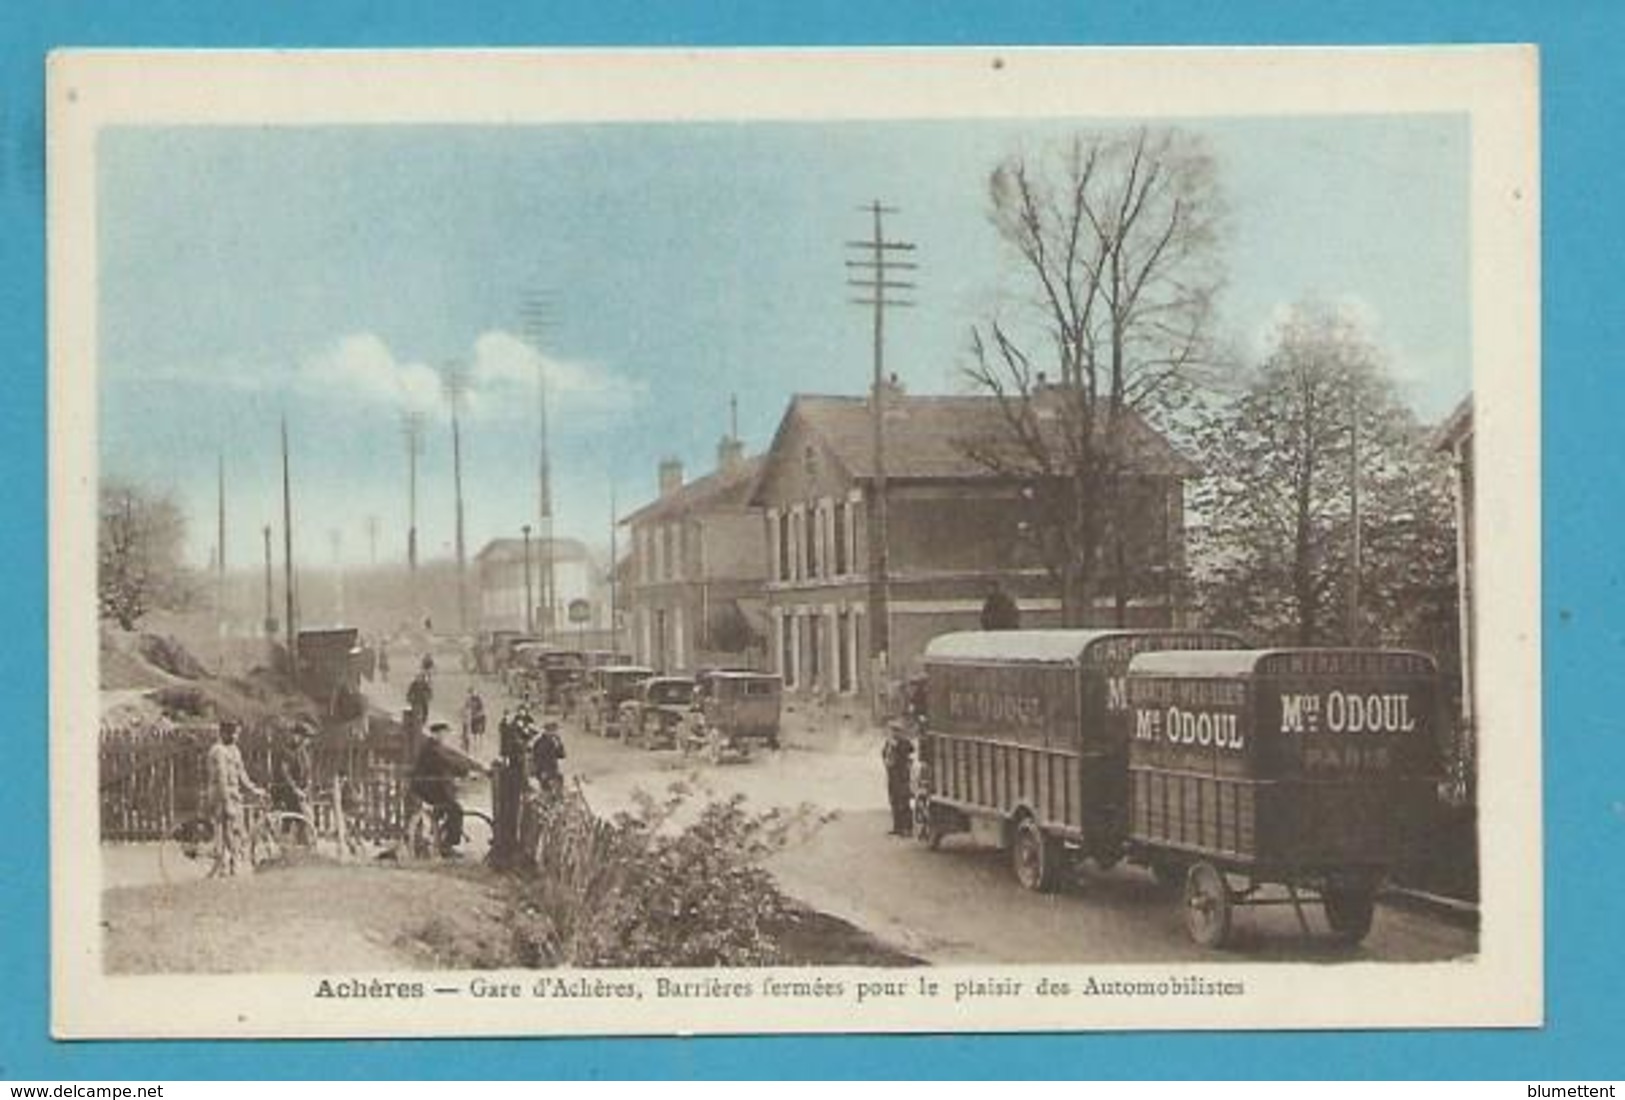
[409,721,477,856]
[270,720,316,845]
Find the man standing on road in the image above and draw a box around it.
[205,719,264,876]
[882,720,915,837]
[529,719,568,797]
[406,670,433,732]
[463,686,487,752]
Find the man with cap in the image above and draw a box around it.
[270,720,316,845]
[881,720,916,837]
[410,721,477,856]
[529,719,568,798]
[204,719,264,875]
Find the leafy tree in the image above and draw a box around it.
[99,479,194,630]
[961,127,1226,624]
[1191,300,1458,658]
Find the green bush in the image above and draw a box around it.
[508,780,826,968]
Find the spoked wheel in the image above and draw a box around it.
[1011,817,1060,892]
[1322,885,1377,945]
[1184,861,1234,948]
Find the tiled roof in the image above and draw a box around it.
[778,393,1197,483]
[620,454,765,527]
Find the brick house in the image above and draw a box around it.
[748,392,1196,697]
[621,437,769,674]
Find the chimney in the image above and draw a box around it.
[717,435,745,472]
[658,457,684,496]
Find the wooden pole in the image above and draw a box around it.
[281,416,299,676]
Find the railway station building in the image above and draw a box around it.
[748,389,1197,701]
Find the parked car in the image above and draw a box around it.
[621,676,698,749]
[581,664,655,738]
[683,671,782,761]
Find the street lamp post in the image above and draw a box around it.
[522,524,534,635]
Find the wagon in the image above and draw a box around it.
[915,629,1249,889]
[1125,648,1441,947]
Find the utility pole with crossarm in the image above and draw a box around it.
[846,201,916,691]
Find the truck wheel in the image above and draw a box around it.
[1184,862,1234,949]
[1323,886,1377,944]
[1011,817,1060,893]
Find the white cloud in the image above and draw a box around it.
[293,330,647,423]
[297,332,443,416]
[467,329,648,419]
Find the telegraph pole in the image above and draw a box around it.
[261,524,275,638]
[215,454,226,670]
[608,482,619,651]
[522,524,534,634]
[330,528,345,623]
[521,294,556,640]
[401,411,425,621]
[846,201,915,675]
[443,363,471,634]
[280,416,298,676]
[364,514,380,566]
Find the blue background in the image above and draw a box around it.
[2,0,1618,1081]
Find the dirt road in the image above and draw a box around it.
[433,668,1478,967]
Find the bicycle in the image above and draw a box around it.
[165,798,304,878]
[401,797,495,862]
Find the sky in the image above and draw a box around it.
[97,114,1469,570]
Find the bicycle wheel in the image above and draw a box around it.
[248,810,283,869]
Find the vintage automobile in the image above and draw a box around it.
[620,676,698,749]
[1124,647,1441,948]
[581,664,655,738]
[914,629,1247,884]
[535,649,587,712]
[682,670,783,761]
[473,630,529,676]
[504,642,555,698]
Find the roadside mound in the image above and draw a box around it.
[100,625,317,728]
[102,860,509,974]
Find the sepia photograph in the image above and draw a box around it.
[48,47,1540,1037]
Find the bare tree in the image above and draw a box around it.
[99,479,193,630]
[962,127,1225,624]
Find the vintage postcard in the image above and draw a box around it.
[49,47,1540,1037]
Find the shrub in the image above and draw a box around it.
[508,779,826,968]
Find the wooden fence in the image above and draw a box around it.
[99,715,414,845]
